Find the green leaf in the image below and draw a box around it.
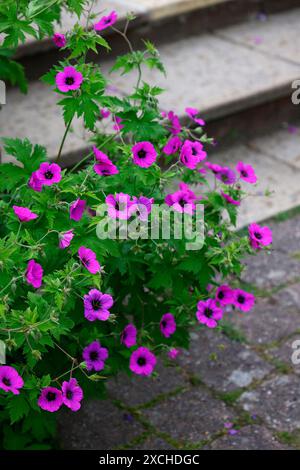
[7,395,30,424]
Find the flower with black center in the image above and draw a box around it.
[82,340,108,371]
[36,162,62,186]
[83,289,113,321]
[55,66,83,92]
[0,366,24,395]
[233,289,255,312]
[62,378,83,412]
[132,141,157,168]
[196,299,223,328]
[129,347,157,376]
[38,386,63,412]
[160,313,176,338]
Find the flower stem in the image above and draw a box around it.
[56,117,74,163]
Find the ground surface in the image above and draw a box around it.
[59,212,300,450]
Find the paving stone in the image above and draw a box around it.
[238,375,300,432]
[269,334,300,375]
[218,9,300,64]
[206,425,290,450]
[132,437,175,450]
[249,124,300,171]
[178,329,272,391]
[143,387,236,443]
[268,215,300,256]
[107,360,188,407]
[58,399,143,450]
[227,288,300,345]
[134,0,229,20]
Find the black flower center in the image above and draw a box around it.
[221,174,228,182]
[161,320,167,328]
[92,299,102,311]
[241,170,248,177]
[82,257,89,266]
[2,377,11,386]
[254,232,262,240]
[237,295,245,304]
[137,356,146,366]
[65,76,75,85]
[137,150,147,159]
[192,147,197,156]
[46,391,57,402]
[204,308,213,318]
[44,171,53,180]
[218,291,224,300]
[90,350,99,361]
[178,198,186,208]
[66,390,73,400]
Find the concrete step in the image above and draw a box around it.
[13,0,300,82]
[1,8,300,168]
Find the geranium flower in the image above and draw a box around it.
[100,108,110,119]
[38,387,63,412]
[196,299,223,328]
[70,199,86,221]
[215,166,236,185]
[180,140,207,169]
[121,324,137,348]
[221,191,240,206]
[162,110,181,135]
[165,182,197,215]
[93,146,118,176]
[233,289,255,312]
[82,340,108,371]
[185,107,205,126]
[113,116,124,132]
[129,196,154,221]
[106,193,132,220]
[36,162,62,186]
[94,11,118,31]
[160,313,176,338]
[28,171,43,192]
[78,246,101,274]
[58,229,74,249]
[83,289,113,321]
[132,141,157,168]
[129,347,157,376]
[216,285,234,306]
[13,205,38,222]
[168,348,180,360]
[163,136,182,155]
[26,260,43,289]
[0,366,24,395]
[205,162,223,175]
[236,161,257,184]
[55,66,83,92]
[248,223,272,249]
[62,378,83,412]
[52,33,66,48]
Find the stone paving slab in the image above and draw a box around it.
[178,329,272,391]
[58,399,144,450]
[217,9,300,65]
[107,360,188,407]
[132,437,175,450]
[205,425,290,450]
[143,387,236,444]
[269,334,300,375]
[238,375,300,432]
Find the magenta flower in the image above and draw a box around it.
[221,191,240,206]
[93,145,119,176]
[83,340,108,372]
[165,182,197,215]
[28,171,43,192]
[83,289,113,321]
[180,140,207,169]
[233,289,255,312]
[236,161,257,184]
[129,196,154,221]
[70,199,86,221]
[36,162,62,186]
[94,10,118,31]
[130,347,157,376]
[168,348,180,360]
[26,260,43,289]
[196,299,223,328]
[215,167,236,185]
[248,223,272,249]
[78,246,101,274]
[160,313,176,338]
[62,378,83,412]
[58,229,74,249]
[113,116,124,132]
[132,141,157,168]
[0,366,24,395]
[121,324,137,348]
[38,387,63,412]
[205,162,223,175]
[52,33,66,48]
[163,136,182,155]
[13,205,38,222]
[162,110,181,135]
[106,193,132,220]
[185,107,205,126]
[100,108,110,119]
[216,285,234,306]
[56,66,83,92]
